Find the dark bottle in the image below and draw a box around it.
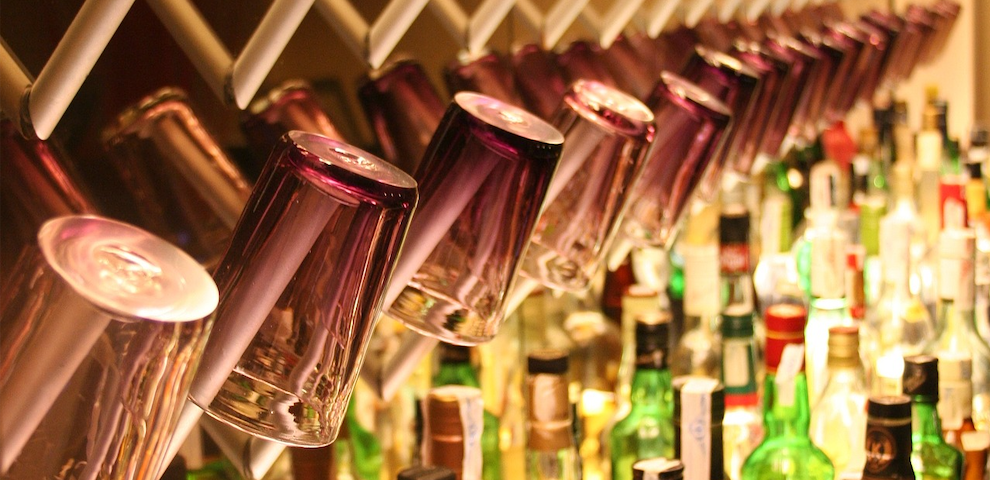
[632,458,685,480]
[398,465,457,480]
[862,395,915,480]
[673,376,727,480]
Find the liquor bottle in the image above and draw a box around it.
[741,304,835,480]
[632,458,684,480]
[846,247,867,323]
[861,395,915,480]
[720,205,755,312]
[942,140,969,230]
[937,354,976,451]
[342,393,383,480]
[398,465,457,480]
[527,350,579,480]
[719,306,763,480]
[917,103,944,242]
[422,386,485,480]
[671,243,721,378]
[673,376,727,480]
[610,313,674,480]
[865,214,935,396]
[926,228,990,431]
[965,157,987,223]
[901,355,964,480]
[809,325,868,476]
[853,127,887,308]
[960,431,990,480]
[434,344,503,480]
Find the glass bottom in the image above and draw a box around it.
[388,283,497,346]
[519,242,593,292]
[198,368,339,447]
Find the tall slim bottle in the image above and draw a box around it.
[422,386,485,480]
[527,351,578,480]
[434,344,502,480]
[673,377,727,480]
[741,304,834,480]
[917,103,944,243]
[937,354,976,451]
[610,313,674,480]
[901,355,963,480]
[719,306,763,480]
[809,326,868,476]
[671,243,721,378]
[926,228,990,430]
[861,395,916,480]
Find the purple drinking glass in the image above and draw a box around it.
[920,1,961,64]
[850,20,890,105]
[694,16,736,52]
[0,215,217,478]
[103,87,253,265]
[520,80,655,291]
[386,92,563,345]
[730,40,788,172]
[556,40,619,88]
[902,5,937,77]
[761,35,816,156]
[655,27,700,74]
[863,10,911,87]
[602,34,658,100]
[681,45,761,197]
[242,80,344,166]
[512,43,568,120]
[188,132,418,446]
[622,72,732,249]
[825,22,880,119]
[358,59,447,175]
[445,51,524,106]
[629,31,667,84]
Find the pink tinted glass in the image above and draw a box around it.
[445,52,524,106]
[190,132,417,446]
[556,40,619,87]
[512,43,569,120]
[242,80,344,167]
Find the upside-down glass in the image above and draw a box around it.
[728,40,783,174]
[512,44,568,120]
[358,59,447,174]
[103,87,253,265]
[602,34,657,100]
[386,92,563,345]
[188,132,418,446]
[762,34,819,153]
[0,215,217,478]
[681,45,761,197]
[920,1,961,65]
[445,51,523,106]
[850,21,890,105]
[621,72,732,250]
[556,40,618,88]
[519,80,655,292]
[242,80,344,166]
[821,23,867,123]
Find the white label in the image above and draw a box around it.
[811,232,846,298]
[684,244,721,316]
[775,343,805,408]
[938,382,972,430]
[681,378,719,480]
[940,257,975,308]
[459,390,484,480]
[723,340,751,387]
[761,195,785,255]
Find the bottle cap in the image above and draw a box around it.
[902,355,939,401]
[764,304,807,334]
[673,376,726,423]
[632,458,685,480]
[721,304,755,338]
[635,311,672,366]
[859,126,879,154]
[867,395,912,421]
[827,325,861,368]
[528,349,569,375]
[397,466,457,480]
[438,342,471,364]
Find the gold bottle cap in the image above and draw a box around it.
[422,385,484,479]
[526,372,573,452]
[827,325,861,367]
[922,103,939,131]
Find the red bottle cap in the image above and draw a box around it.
[764,304,807,373]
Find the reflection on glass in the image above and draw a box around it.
[556,40,617,88]
[445,52,523,106]
[512,44,568,120]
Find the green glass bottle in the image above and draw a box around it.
[610,312,674,480]
[901,355,964,480]
[740,304,834,480]
[862,395,915,480]
[342,394,383,480]
[434,343,502,480]
[720,307,763,480]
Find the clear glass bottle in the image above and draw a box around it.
[609,313,674,480]
[861,395,915,480]
[671,243,721,378]
[901,355,964,480]
[527,350,579,480]
[937,354,977,452]
[673,376,727,480]
[719,306,763,480]
[926,228,990,431]
[809,326,868,476]
[865,214,935,395]
[917,103,944,243]
[434,344,503,480]
[741,304,834,480]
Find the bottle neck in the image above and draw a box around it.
[821,363,867,391]
[435,361,481,389]
[762,372,812,437]
[630,366,671,406]
[723,335,759,407]
[936,297,982,343]
[911,399,944,440]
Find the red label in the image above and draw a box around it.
[941,179,968,229]
[720,244,750,274]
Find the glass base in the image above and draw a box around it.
[198,368,339,447]
[519,242,592,292]
[388,284,497,346]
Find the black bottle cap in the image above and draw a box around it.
[672,376,725,422]
[632,458,685,480]
[721,304,754,338]
[867,395,913,421]
[528,349,569,375]
[397,466,456,480]
[719,205,750,245]
[635,311,671,359]
[438,342,471,364]
[903,355,939,401]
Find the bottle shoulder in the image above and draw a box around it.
[742,436,835,479]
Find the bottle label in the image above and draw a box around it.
[761,195,786,255]
[683,244,720,316]
[775,343,805,408]
[681,378,719,480]
[811,232,846,298]
[938,381,972,430]
[939,257,975,307]
[720,243,750,275]
[458,389,484,480]
[940,179,968,230]
[723,339,753,389]
[863,421,914,479]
